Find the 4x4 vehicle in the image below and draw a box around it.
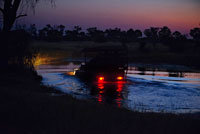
[75,45,128,82]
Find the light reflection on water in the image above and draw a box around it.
[95,81,125,108]
[35,55,200,113]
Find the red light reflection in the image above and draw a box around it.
[96,81,125,107]
[97,83,104,104]
[116,81,123,92]
[98,83,104,90]
[98,94,103,103]
[116,82,124,107]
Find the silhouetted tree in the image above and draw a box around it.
[0,0,54,32]
[144,27,159,41]
[65,26,84,41]
[86,27,97,38]
[172,31,186,41]
[105,28,121,42]
[172,31,182,40]
[57,24,65,37]
[189,27,200,52]
[87,27,105,42]
[39,24,64,42]
[28,24,37,39]
[119,30,129,44]
[74,26,82,33]
[190,27,200,41]
[135,29,142,39]
[38,28,47,40]
[126,29,135,42]
[125,29,142,42]
[0,0,33,32]
[144,27,159,47]
[79,31,87,41]
[159,26,171,42]
[0,0,54,70]
[38,24,50,41]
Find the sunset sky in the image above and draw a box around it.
[21,0,200,34]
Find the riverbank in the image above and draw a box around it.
[0,69,200,134]
[30,41,200,69]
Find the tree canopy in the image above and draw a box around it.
[0,0,54,32]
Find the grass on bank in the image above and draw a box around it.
[30,41,200,69]
[0,69,200,134]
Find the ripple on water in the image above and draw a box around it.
[36,63,200,113]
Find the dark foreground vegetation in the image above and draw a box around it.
[1,68,200,134]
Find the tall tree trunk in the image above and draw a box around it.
[2,0,21,32]
[0,0,22,69]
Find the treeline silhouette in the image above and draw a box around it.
[0,24,200,71]
[14,24,200,44]
[7,24,199,53]
[0,24,200,63]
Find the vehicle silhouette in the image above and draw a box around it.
[75,45,128,82]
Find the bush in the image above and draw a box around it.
[0,30,36,72]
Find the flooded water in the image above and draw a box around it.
[35,55,200,113]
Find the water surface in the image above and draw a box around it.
[35,56,200,113]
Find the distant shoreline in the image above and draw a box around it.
[30,41,200,70]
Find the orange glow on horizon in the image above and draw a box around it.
[26,0,200,34]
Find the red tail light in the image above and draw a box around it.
[117,76,123,80]
[98,77,104,81]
